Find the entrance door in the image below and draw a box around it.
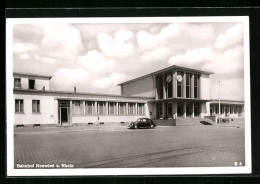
[177,104,183,117]
[58,100,70,126]
[167,103,173,119]
[186,103,191,117]
[158,104,163,119]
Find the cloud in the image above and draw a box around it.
[168,47,212,68]
[92,72,127,89]
[19,53,30,60]
[215,23,243,49]
[140,47,172,63]
[13,43,38,53]
[136,24,181,50]
[41,24,83,61]
[97,30,135,59]
[77,50,115,72]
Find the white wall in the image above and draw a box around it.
[14,94,56,125]
[122,76,154,97]
[16,77,50,90]
[200,74,210,100]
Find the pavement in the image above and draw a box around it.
[13,122,246,169]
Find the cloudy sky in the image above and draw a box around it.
[12,19,245,100]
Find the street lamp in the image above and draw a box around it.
[218,81,221,122]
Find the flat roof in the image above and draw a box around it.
[13,88,154,101]
[118,65,214,86]
[13,72,53,80]
[210,99,244,105]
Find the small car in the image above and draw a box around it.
[128,118,157,129]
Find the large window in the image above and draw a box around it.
[137,103,144,115]
[166,73,173,98]
[156,75,163,99]
[85,101,94,115]
[14,78,21,88]
[177,72,184,97]
[98,101,106,115]
[128,103,135,115]
[15,99,24,113]
[73,101,83,115]
[186,73,191,98]
[194,74,199,98]
[194,103,200,116]
[119,102,126,115]
[234,106,237,114]
[108,102,116,115]
[32,100,40,113]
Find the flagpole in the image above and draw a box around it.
[218,81,221,122]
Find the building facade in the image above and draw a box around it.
[13,65,245,127]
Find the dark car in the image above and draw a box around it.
[128,118,157,129]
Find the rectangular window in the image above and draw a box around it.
[98,101,106,115]
[215,105,219,114]
[166,73,173,98]
[156,75,163,99]
[186,73,191,98]
[128,103,134,115]
[14,78,21,88]
[137,103,144,115]
[194,103,200,116]
[177,72,184,97]
[194,74,199,98]
[119,102,126,115]
[73,101,83,115]
[234,106,237,114]
[15,99,24,113]
[32,100,40,113]
[108,102,115,115]
[85,101,94,115]
[29,79,35,89]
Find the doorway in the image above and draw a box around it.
[177,103,183,117]
[58,100,70,126]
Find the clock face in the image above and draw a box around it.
[166,75,172,83]
[177,75,183,82]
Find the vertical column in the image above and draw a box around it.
[126,102,128,115]
[228,105,230,117]
[54,99,59,126]
[135,103,138,115]
[116,102,118,115]
[83,101,86,115]
[191,74,194,98]
[191,102,194,118]
[106,102,109,115]
[183,72,186,98]
[94,101,97,115]
[69,100,72,125]
[173,70,177,98]
[183,102,186,119]
[163,73,166,99]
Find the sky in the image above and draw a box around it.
[12,19,246,100]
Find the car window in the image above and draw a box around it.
[142,119,146,122]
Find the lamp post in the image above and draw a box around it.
[218,81,221,122]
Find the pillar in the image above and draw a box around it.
[191,102,194,118]
[191,74,194,98]
[94,101,97,115]
[154,76,158,100]
[83,101,86,115]
[106,102,109,115]
[173,102,177,119]
[163,74,166,99]
[183,72,186,98]
[116,102,118,115]
[153,103,157,119]
[183,102,186,119]
[126,102,128,115]
[173,70,177,98]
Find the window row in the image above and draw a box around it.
[15,99,40,113]
[210,105,243,114]
[72,101,145,116]
[156,72,200,99]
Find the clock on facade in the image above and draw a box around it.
[177,75,183,82]
[166,74,172,83]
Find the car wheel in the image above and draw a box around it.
[150,124,154,129]
[134,125,139,129]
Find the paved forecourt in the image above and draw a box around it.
[14,124,245,168]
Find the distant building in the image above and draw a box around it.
[13,65,244,127]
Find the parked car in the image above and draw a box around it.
[128,118,157,129]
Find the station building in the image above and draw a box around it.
[13,65,244,127]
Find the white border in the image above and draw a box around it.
[6,16,251,176]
